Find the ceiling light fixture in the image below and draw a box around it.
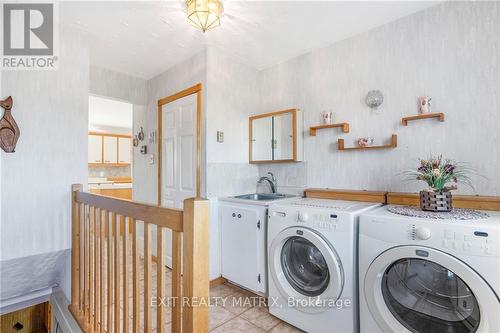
[186,0,223,32]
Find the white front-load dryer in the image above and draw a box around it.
[268,198,381,333]
[359,206,500,333]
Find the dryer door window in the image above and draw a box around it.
[364,246,500,333]
[281,236,330,297]
[382,258,480,333]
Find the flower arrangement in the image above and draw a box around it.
[405,155,474,212]
[405,155,472,192]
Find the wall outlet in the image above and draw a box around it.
[217,131,224,143]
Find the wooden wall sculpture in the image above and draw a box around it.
[0,96,20,153]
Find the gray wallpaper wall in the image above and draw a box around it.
[205,48,260,198]
[258,1,500,195]
[1,27,89,261]
[1,27,89,301]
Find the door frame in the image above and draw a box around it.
[157,83,202,205]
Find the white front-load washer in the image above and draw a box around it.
[359,205,500,333]
[268,198,381,333]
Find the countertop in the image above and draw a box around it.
[219,194,299,206]
[88,177,133,189]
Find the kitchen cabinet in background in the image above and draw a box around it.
[118,137,131,164]
[103,136,118,164]
[88,134,102,164]
[88,132,131,166]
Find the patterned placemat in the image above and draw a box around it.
[387,205,490,220]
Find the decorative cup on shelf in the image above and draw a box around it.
[418,96,432,114]
[322,111,333,124]
[357,137,374,147]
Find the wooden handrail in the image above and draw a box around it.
[69,184,210,333]
[75,191,184,231]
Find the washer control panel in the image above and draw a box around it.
[292,211,340,231]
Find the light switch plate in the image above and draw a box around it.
[217,131,224,143]
[148,154,155,165]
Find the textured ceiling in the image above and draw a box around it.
[61,1,439,79]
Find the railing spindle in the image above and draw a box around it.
[107,210,114,333]
[80,203,85,312]
[157,226,166,333]
[171,231,182,333]
[71,184,82,313]
[84,204,90,319]
[89,206,95,326]
[144,223,152,333]
[114,213,121,333]
[132,219,140,333]
[94,207,99,331]
[100,209,105,333]
[122,215,129,333]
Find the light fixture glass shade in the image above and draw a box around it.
[186,0,223,32]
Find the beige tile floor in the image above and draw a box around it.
[87,246,303,332]
[208,284,302,333]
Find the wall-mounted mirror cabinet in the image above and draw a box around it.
[249,108,303,163]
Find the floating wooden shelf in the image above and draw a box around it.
[309,123,349,136]
[338,134,397,151]
[402,113,445,126]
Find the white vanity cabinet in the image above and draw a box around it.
[220,202,268,295]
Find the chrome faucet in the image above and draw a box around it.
[258,172,277,193]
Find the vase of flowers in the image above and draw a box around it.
[405,155,472,212]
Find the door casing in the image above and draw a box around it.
[157,83,203,205]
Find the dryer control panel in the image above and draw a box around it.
[441,229,495,256]
[361,209,500,259]
[403,222,499,257]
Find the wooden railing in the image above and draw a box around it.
[69,184,210,333]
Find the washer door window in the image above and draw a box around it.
[364,246,500,333]
[281,236,330,297]
[382,258,480,333]
[269,227,344,314]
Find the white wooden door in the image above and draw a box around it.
[118,137,131,164]
[103,136,118,164]
[88,134,102,163]
[161,94,197,266]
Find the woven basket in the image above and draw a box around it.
[420,190,453,212]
